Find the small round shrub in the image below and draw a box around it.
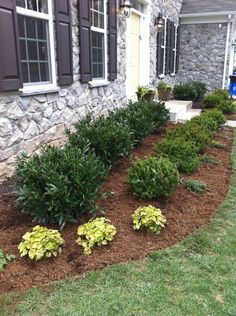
[203,94,223,108]
[202,109,226,126]
[15,145,108,228]
[128,157,179,199]
[67,115,133,164]
[213,89,229,101]
[18,226,64,261]
[154,139,200,174]
[218,100,236,114]
[173,81,207,101]
[76,217,116,255]
[190,115,218,133]
[132,205,166,234]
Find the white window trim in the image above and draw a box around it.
[171,23,178,76]
[90,0,108,83]
[16,0,57,94]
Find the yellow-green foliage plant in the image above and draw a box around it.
[76,217,116,255]
[132,205,166,234]
[18,226,65,261]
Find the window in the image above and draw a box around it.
[156,18,179,77]
[91,0,107,81]
[16,0,56,91]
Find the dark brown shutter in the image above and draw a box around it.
[0,0,22,91]
[165,19,171,75]
[55,0,73,85]
[170,21,175,74]
[176,25,180,74]
[78,0,92,83]
[108,0,117,81]
[156,29,163,76]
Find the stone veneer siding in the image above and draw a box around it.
[178,22,231,91]
[0,0,182,179]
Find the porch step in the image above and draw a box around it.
[164,100,201,124]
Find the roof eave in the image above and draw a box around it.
[180,11,236,18]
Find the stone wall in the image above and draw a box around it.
[0,0,182,179]
[177,22,230,91]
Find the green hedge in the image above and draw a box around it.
[173,81,207,101]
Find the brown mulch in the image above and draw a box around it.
[0,124,233,293]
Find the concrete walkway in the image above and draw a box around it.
[164,100,201,124]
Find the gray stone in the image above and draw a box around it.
[33,94,47,103]
[0,118,12,136]
[24,121,39,140]
[7,102,24,120]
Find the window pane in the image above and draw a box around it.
[40,63,49,81]
[21,62,29,82]
[27,40,38,60]
[20,40,27,60]
[38,42,48,60]
[16,0,26,8]
[38,0,48,13]
[37,19,47,39]
[18,15,25,37]
[91,0,105,29]
[26,17,36,38]
[29,63,40,82]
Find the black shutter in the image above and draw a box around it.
[165,19,171,75]
[0,0,22,91]
[55,0,73,85]
[156,29,163,76]
[78,0,92,83]
[170,21,175,74]
[176,25,180,74]
[108,0,117,81]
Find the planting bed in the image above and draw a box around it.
[0,124,233,293]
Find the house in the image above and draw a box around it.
[0,0,182,178]
[178,0,236,91]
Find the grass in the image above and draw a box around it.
[1,131,236,315]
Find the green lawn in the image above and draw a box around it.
[1,131,236,316]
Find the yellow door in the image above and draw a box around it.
[128,12,140,98]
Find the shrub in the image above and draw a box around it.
[0,249,15,272]
[184,179,209,194]
[154,139,200,174]
[76,217,116,255]
[132,205,166,234]
[15,145,107,228]
[67,115,133,164]
[218,100,236,114]
[173,81,207,101]
[202,109,226,126]
[190,115,218,133]
[167,122,211,152]
[210,140,225,149]
[18,226,64,261]
[200,154,219,166]
[128,157,179,199]
[113,100,169,144]
[214,89,229,101]
[203,94,223,108]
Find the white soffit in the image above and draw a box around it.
[180,12,236,24]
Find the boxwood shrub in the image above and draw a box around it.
[15,145,108,228]
[203,94,223,108]
[113,100,169,144]
[202,109,226,126]
[67,115,133,164]
[128,157,179,199]
[173,81,207,101]
[213,89,229,101]
[218,100,236,114]
[154,139,200,174]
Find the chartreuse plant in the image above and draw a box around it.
[76,218,116,255]
[128,157,179,199]
[0,249,15,272]
[132,205,166,234]
[184,178,210,194]
[18,226,65,261]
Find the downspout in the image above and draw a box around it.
[222,15,231,89]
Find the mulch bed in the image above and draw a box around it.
[0,124,233,293]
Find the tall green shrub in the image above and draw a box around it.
[67,115,133,164]
[113,100,169,144]
[15,145,108,228]
[173,81,207,101]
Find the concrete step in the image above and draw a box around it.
[177,109,202,124]
[164,100,193,124]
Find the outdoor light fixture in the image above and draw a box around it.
[120,0,133,17]
[155,13,165,32]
